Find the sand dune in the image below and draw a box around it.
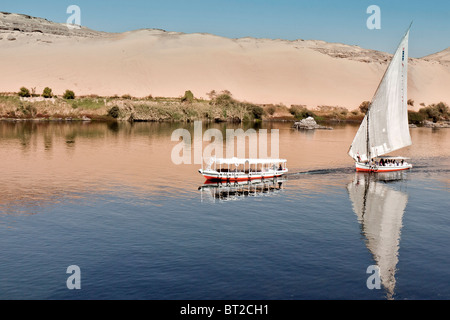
[1,12,449,111]
[423,48,450,64]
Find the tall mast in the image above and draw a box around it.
[366,112,371,161]
[348,23,413,162]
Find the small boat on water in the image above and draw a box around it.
[348,24,413,173]
[199,157,288,181]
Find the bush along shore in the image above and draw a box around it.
[0,89,449,126]
[0,90,266,123]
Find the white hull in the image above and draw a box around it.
[200,157,288,182]
[199,168,288,181]
[355,162,412,173]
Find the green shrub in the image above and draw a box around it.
[17,103,37,117]
[266,105,276,116]
[26,105,37,117]
[419,102,450,122]
[206,90,217,100]
[435,102,450,116]
[181,90,194,103]
[359,101,370,114]
[247,104,264,120]
[289,105,316,120]
[18,87,30,97]
[107,106,120,119]
[408,110,424,124]
[42,87,53,98]
[214,93,234,107]
[63,90,75,100]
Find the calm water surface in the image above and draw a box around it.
[0,121,449,300]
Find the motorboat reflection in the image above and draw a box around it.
[347,172,409,300]
[199,178,286,203]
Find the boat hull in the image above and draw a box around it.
[199,169,288,182]
[355,162,412,173]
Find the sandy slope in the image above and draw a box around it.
[423,48,450,65]
[1,12,449,111]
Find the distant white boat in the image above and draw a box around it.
[198,157,288,182]
[348,24,413,173]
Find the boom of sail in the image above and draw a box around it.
[349,27,412,161]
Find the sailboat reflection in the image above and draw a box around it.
[347,172,409,299]
[199,178,286,203]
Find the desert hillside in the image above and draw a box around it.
[1,12,449,111]
[423,48,450,65]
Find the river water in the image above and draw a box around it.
[0,121,449,300]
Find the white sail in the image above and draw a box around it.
[347,173,408,299]
[349,27,412,161]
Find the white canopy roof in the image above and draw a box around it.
[209,157,287,165]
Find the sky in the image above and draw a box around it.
[1,0,449,57]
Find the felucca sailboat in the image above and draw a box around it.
[348,24,413,172]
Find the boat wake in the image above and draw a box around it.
[286,162,450,179]
[286,167,354,177]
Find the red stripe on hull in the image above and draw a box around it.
[203,175,282,182]
[356,167,411,173]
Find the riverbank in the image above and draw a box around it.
[1,92,449,126]
[0,92,266,122]
[0,91,361,123]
